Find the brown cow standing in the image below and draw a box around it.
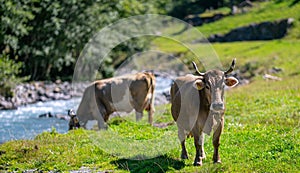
[170,59,239,166]
[76,72,155,130]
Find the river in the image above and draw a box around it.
[0,98,81,144]
[0,76,173,144]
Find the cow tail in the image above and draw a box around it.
[150,73,155,112]
[170,80,180,121]
[143,72,155,112]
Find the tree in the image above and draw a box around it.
[0,54,28,97]
[0,0,171,81]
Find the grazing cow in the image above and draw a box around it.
[170,59,239,166]
[76,72,155,129]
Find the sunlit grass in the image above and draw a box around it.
[1,72,299,172]
[1,0,300,172]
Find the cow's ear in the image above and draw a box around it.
[225,76,239,87]
[193,79,205,90]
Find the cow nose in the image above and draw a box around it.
[211,102,225,111]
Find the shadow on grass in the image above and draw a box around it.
[290,0,300,6]
[112,155,185,173]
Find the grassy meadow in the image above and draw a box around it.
[1,0,300,172]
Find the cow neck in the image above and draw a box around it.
[199,89,210,111]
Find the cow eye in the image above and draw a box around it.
[205,85,210,89]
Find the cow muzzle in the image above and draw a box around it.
[211,102,225,111]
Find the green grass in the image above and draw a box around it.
[198,0,300,38]
[1,0,300,172]
[153,39,300,77]
[199,7,231,18]
[213,40,300,75]
[153,0,300,54]
[1,76,299,172]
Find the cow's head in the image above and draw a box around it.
[68,109,80,130]
[192,59,239,112]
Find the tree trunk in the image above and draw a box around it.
[230,0,235,15]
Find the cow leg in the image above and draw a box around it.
[213,118,224,163]
[94,99,108,130]
[178,127,188,159]
[147,105,154,125]
[148,110,153,125]
[200,132,206,159]
[90,108,106,130]
[146,91,155,125]
[192,128,204,166]
[68,121,74,131]
[181,140,188,159]
[97,117,107,129]
[135,111,143,122]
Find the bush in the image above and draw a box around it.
[0,54,28,97]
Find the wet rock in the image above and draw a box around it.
[55,79,62,84]
[38,112,54,118]
[45,92,55,99]
[38,112,70,120]
[53,87,61,93]
[38,96,49,102]
[37,88,46,96]
[0,100,16,110]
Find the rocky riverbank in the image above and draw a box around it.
[0,73,174,110]
[0,81,87,110]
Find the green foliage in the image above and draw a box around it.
[0,0,171,81]
[0,54,28,97]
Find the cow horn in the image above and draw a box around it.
[192,61,204,76]
[224,58,236,75]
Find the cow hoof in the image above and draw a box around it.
[181,154,188,159]
[193,161,203,166]
[214,160,222,164]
